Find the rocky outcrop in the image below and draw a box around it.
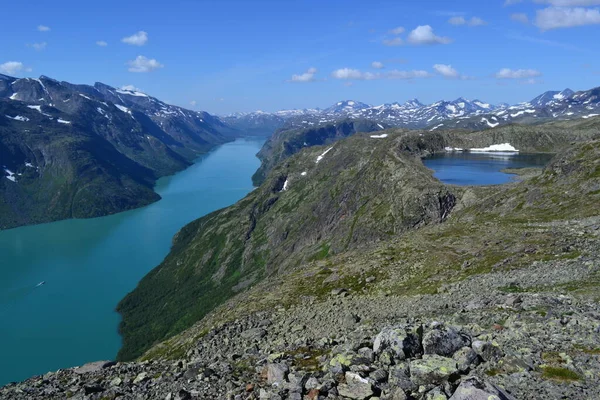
[252,120,386,186]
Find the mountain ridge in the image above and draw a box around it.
[223,86,600,135]
[0,74,234,229]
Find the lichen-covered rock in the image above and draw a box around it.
[337,372,374,399]
[449,376,516,400]
[453,347,479,373]
[373,325,423,359]
[472,341,503,363]
[423,325,469,357]
[410,355,459,386]
[266,363,288,387]
[426,387,449,400]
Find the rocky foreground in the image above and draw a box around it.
[2,217,600,399]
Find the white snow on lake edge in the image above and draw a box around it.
[470,143,519,152]
[370,134,388,139]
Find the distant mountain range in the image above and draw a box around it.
[222,86,600,133]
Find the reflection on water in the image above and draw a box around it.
[423,152,554,186]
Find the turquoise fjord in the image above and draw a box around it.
[0,138,264,386]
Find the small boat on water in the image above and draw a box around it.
[36,281,45,287]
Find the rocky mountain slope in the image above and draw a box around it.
[0,75,231,229]
[252,119,386,185]
[3,128,600,399]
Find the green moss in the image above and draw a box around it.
[573,345,600,355]
[498,284,528,293]
[541,366,581,382]
[309,243,331,261]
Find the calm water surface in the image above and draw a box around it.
[423,152,554,186]
[0,138,264,385]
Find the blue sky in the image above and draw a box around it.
[1,0,599,114]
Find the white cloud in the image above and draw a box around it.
[389,26,405,35]
[534,0,600,5]
[127,56,164,73]
[28,42,47,51]
[407,25,452,45]
[383,37,404,46]
[386,70,431,79]
[511,13,530,24]
[449,16,487,26]
[96,41,108,47]
[290,67,318,82]
[122,31,148,46]
[433,64,459,78]
[535,7,600,30]
[331,68,368,80]
[190,100,197,107]
[469,17,487,26]
[331,68,430,80]
[37,25,50,32]
[449,16,467,25]
[371,61,384,69]
[495,68,542,79]
[0,61,30,75]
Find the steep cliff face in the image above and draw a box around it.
[116,132,459,360]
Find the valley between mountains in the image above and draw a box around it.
[2,77,600,400]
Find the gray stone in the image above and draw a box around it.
[241,327,267,340]
[472,341,503,362]
[287,372,308,393]
[388,364,417,393]
[73,360,114,374]
[423,326,468,357]
[133,372,148,384]
[373,325,423,359]
[382,388,407,400]
[305,376,320,390]
[453,347,479,373]
[337,372,374,399]
[266,363,289,387]
[410,355,459,386]
[426,387,448,400]
[449,376,516,400]
[109,377,122,387]
[369,369,388,382]
[331,288,348,296]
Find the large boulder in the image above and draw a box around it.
[453,347,480,373]
[73,360,115,374]
[472,341,503,362]
[423,325,469,357]
[337,372,374,399]
[388,363,417,393]
[410,355,459,386]
[266,363,289,387]
[449,377,516,400]
[373,325,423,359]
